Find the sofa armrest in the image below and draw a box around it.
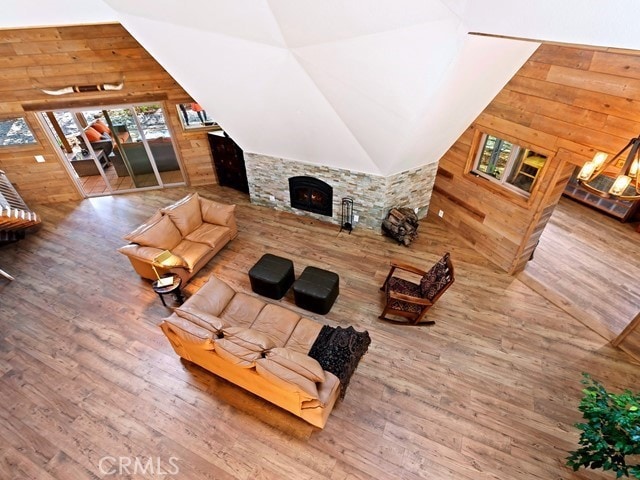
[118,244,186,267]
[118,244,165,263]
[161,317,216,350]
[118,244,189,280]
[90,139,113,157]
[77,133,113,156]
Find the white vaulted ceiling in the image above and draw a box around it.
[5,1,640,176]
[99,0,537,176]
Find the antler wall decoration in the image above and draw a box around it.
[39,78,125,96]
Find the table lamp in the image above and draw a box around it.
[152,250,174,287]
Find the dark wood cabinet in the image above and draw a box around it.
[207,131,249,193]
[563,167,640,222]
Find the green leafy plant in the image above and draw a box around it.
[567,373,640,478]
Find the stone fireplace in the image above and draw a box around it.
[288,176,333,216]
[244,153,438,231]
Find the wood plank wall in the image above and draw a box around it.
[0,23,217,205]
[431,43,640,274]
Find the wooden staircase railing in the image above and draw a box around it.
[0,170,41,240]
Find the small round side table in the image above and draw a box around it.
[152,274,185,307]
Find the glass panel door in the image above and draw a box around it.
[40,102,186,197]
[42,111,118,196]
[133,105,183,185]
[102,107,159,189]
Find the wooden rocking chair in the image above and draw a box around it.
[379,252,454,325]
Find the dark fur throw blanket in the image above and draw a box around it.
[308,325,371,399]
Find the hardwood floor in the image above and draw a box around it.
[76,163,185,196]
[1,185,638,479]
[76,165,138,195]
[520,196,640,358]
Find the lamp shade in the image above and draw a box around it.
[592,151,608,168]
[577,136,640,200]
[609,175,632,196]
[153,250,173,266]
[577,161,596,181]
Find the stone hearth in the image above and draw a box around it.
[244,153,438,231]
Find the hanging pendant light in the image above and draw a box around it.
[577,135,640,200]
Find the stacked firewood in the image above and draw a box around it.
[381,207,419,246]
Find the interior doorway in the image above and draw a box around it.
[40,102,186,197]
[519,196,640,354]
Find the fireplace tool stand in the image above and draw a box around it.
[340,197,354,234]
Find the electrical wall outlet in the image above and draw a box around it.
[269,195,275,202]
[438,210,444,218]
[353,214,359,222]
[34,155,45,163]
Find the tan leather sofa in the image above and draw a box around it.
[118,193,237,283]
[160,275,342,429]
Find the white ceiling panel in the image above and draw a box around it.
[0,0,116,28]
[114,12,378,173]
[293,19,462,121]
[98,0,544,175]
[462,0,640,50]
[267,0,456,48]
[397,34,539,173]
[106,0,286,46]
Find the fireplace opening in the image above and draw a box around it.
[288,176,333,216]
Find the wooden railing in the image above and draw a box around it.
[0,170,41,239]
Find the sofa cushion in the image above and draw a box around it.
[183,276,237,317]
[222,326,275,351]
[255,358,319,400]
[84,126,102,142]
[185,224,231,249]
[174,307,226,334]
[200,197,236,226]
[219,293,266,328]
[286,317,324,354]
[215,326,276,368]
[266,347,325,382]
[123,211,163,241]
[162,317,215,350]
[251,304,301,347]
[171,240,212,272]
[91,119,111,135]
[162,193,203,236]
[123,214,182,250]
[215,339,262,367]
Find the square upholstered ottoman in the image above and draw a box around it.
[249,253,295,299]
[293,266,339,314]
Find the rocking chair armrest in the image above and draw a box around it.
[389,261,428,277]
[388,290,434,306]
[381,261,428,291]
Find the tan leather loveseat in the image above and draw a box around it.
[160,275,342,428]
[119,193,237,283]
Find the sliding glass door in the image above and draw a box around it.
[100,107,160,189]
[40,102,185,197]
[133,105,183,186]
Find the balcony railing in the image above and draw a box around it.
[0,170,41,241]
